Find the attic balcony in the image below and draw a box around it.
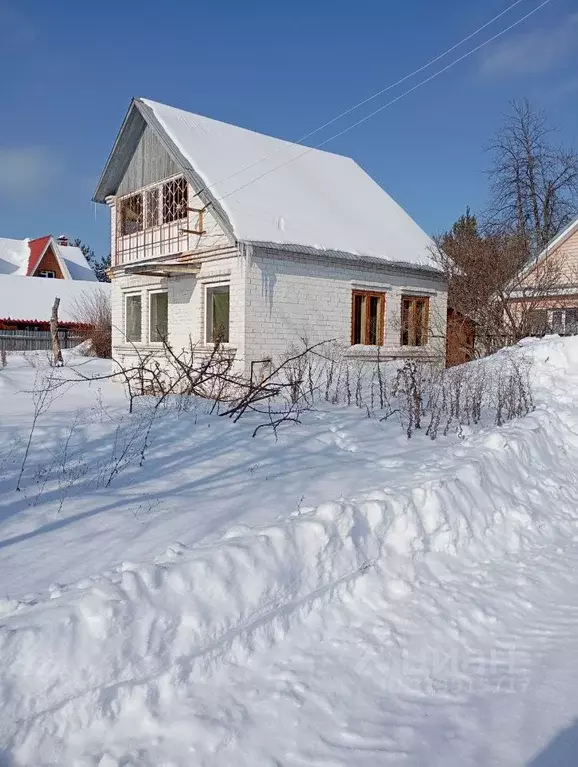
[115,176,207,265]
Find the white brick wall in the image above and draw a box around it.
[243,249,447,366]
[111,253,247,369]
[111,249,447,373]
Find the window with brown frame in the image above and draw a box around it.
[162,177,188,224]
[119,193,143,236]
[351,291,385,345]
[401,296,429,346]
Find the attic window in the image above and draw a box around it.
[38,270,56,278]
[162,177,188,224]
[120,193,143,236]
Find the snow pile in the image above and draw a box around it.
[2,337,578,762]
[139,98,438,267]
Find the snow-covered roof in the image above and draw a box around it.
[59,245,98,281]
[0,274,109,324]
[0,236,98,281]
[95,98,439,270]
[0,238,30,276]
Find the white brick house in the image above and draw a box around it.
[94,98,447,373]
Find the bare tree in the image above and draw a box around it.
[487,99,578,252]
[70,288,112,358]
[434,211,564,354]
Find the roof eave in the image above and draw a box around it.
[93,99,145,204]
[241,240,445,279]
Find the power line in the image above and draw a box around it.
[195,0,528,199]
[212,0,555,206]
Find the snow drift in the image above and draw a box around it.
[2,337,578,762]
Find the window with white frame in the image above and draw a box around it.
[125,293,142,342]
[205,285,230,344]
[149,291,168,343]
[38,270,56,278]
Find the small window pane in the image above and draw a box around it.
[550,310,563,334]
[206,285,230,343]
[528,309,548,336]
[401,297,428,346]
[368,295,380,345]
[414,300,424,346]
[352,294,364,344]
[145,188,159,228]
[120,194,143,236]
[162,177,188,224]
[149,292,168,343]
[125,294,142,342]
[565,309,578,335]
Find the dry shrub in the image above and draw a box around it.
[71,289,111,358]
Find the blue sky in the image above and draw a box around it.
[0,0,577,257]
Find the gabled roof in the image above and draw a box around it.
[0,236,98,281]
[27,235,53,276]
[515,215,578,284]
[94,98,439,270]
[539,215,578,260]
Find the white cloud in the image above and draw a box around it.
[481,13,578,77]
[0,148,62,198]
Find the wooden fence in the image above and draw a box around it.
[0,329,84,352]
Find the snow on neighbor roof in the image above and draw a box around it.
[0,274,109,324]
[0,236,98,281]
[59,245,99,281]
[0,238,30,276]
[133,99,438,269]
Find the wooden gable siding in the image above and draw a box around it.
[117,124,181,196]
[32,246,65,278]
[521,227,578,288]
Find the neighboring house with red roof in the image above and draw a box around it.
[0,234,98,281]
[0,235,109,348]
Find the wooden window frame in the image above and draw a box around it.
[400,295,430,347]
[350,290,386,346]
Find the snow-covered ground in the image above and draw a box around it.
[1,338,578,765]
